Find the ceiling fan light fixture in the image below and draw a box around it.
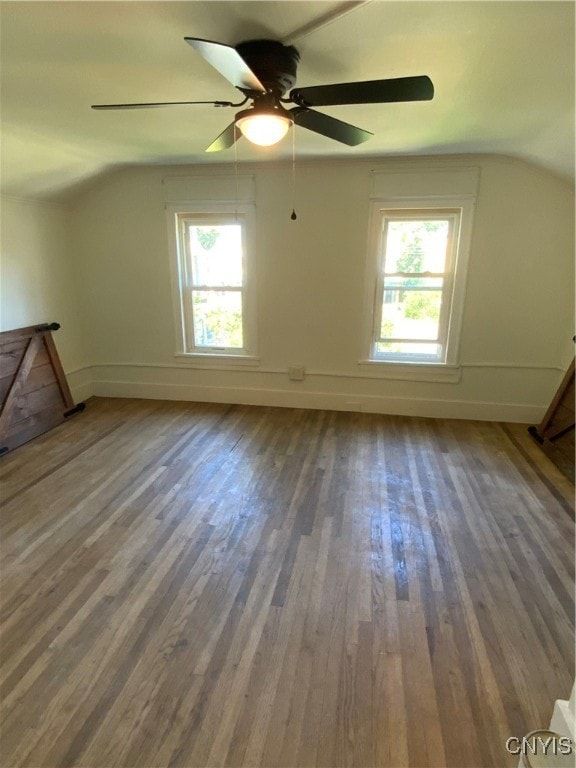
[235,107,292,147]
[92,37,435,153]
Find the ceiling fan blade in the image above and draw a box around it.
[290,76,434,107]
[91,100,234,110]
[291,107,372,146]
[185,37,265,92]
[205,121,240,153]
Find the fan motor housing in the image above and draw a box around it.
[235,39,300,95]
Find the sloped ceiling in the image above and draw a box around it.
[1,1,574,200]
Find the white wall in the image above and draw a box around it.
[0,195,89,400]
[63,155,574,421]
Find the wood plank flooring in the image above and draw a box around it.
[1,397,574,768]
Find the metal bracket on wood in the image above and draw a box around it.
[34,322,61,333]
[527,425,544,444]
[64,403,86,418]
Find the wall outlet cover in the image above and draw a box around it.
[288,365,305,381]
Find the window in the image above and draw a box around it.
[364,198,474,367]
[168,204,257,358]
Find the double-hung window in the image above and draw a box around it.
[168,204,257,358]
[365,198,474,367]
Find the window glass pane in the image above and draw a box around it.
[192,290,243,348]
[376,341,441,358]
[189,224,243,286]
[384,220,449,274]
[380,290,442,340]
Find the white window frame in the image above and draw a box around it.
[167,202,257,360]
[362,196,475,368]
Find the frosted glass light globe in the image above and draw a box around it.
[236,113,291,146]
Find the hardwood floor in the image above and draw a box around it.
[1,397,574,768]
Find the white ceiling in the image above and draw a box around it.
[1,1,574,200]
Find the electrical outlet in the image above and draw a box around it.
[288,365,305,381]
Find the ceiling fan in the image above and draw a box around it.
[91,37,434,151]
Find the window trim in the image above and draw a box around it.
[362,196,475,368]
[374,208,459,363]
[167,202,257,359]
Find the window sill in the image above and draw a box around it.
[175,353,260,368]
[358,359,461,383]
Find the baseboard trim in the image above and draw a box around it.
[67,368,95,404]
[89,378,545,423]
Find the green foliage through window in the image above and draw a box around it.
[403,292,441,321]
[203,307,243,347]
[196,228,220,250]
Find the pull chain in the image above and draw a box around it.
[234,126,239,221]
[291,124,297,221]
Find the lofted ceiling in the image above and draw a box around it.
[0,1,574,200]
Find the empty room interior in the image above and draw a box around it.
[0,2,575,767]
